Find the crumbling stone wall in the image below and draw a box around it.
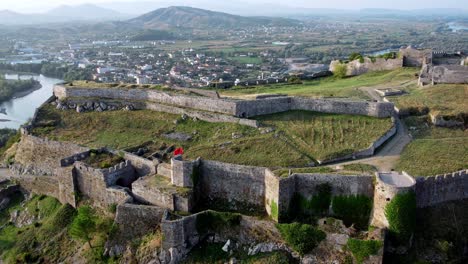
[118,151,157,177]
[54,85,238,116]
[415,170,468,208]
[329,58,403,76]
[54,84,395,120]
[399,46,432,67]
[132,175,184,211]
[105,203,166,257]
[73,161,133,208]
[157,163,172,179]
[430,65,468,84]
[114,203,165,238]
[15,134,88,176]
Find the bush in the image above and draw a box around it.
[332,195,373,230]
[270,200,279,221]
[349,52,363,61]
[385,191,416,242]
[333,63,347,78]
[347,238,382,263]
[288,76,302,84]
[276,222,326,255]
[69,206,96,247]
[108,203,117,214]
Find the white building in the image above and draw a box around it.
[135,76,149,85]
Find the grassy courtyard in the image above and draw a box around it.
[220,68,419,99]
[396,116,468,176]
[388,84,468,117]
[32,105,393,167]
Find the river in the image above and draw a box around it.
[1,74,63,129]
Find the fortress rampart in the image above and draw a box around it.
[329,58,403,77]
[53,84,395,118]
[14,132,88,176]
[54,85,238,116]
[415,170,468,208]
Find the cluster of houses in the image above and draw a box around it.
[4,39,331,88]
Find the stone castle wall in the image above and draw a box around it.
[73,161,134,208]
[264,169,280,221]
[399,47,432,67]
[114,203,165,239]
[199,160,267,213]
[278,173,374,218]
[234,97,394,118]
[54,85,238,116]
[430,65,468,84]
[415,170,468,208]
[330,58,403,77]
[118,151,157,177]
[15,133,88,176]
[54,84,395,119]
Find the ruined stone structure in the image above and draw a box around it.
[417,51,468,86]
[399,46,432,67]
[6,80,466,263]
[53,84,395,119]
[329,57,403,77]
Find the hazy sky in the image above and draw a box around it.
[2,0,467,13]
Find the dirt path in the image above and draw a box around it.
[331,117,412,172]
[330,81,417,172]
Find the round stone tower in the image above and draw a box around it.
[371,172,416,228]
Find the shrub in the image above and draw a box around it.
[334,63,347,78]
[385,191,416,242]
[276,222,326,255]
[108,203,117,214]
[288,76,302,84]
[69,206,96,247]
[347,238,382,263]
[349,52,363,61]
[270,200,279,221]
[332,195,373,230]
[196,211,241,234]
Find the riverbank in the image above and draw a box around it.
[0,74,63,129]
[10,82,42,100]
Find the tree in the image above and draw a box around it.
[334,63,347,79]
[69,206,96,248]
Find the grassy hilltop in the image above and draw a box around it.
[32,105,392,167]
[220,68,419,99]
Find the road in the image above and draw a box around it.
[331,117,412,172]
[331,82,415,172]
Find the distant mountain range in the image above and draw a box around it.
[0,3,467,26]
[127,6,301,29]
[45,4,125,20]
[0,4,129,25]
